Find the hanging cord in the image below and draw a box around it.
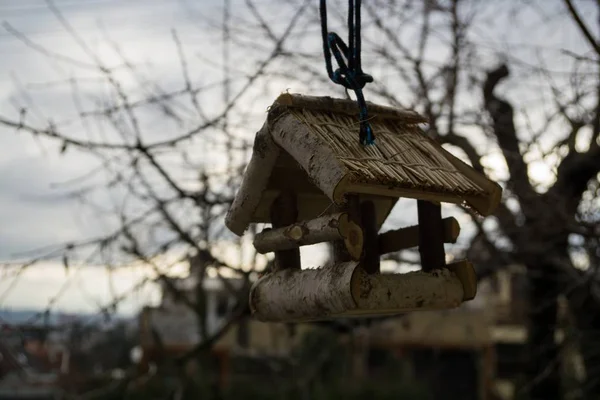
[320,0,374,145]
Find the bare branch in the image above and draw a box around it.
[563,0,600,56]
[483,64,536,203]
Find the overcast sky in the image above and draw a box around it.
[0,0,230,315]
[0,0,597,315]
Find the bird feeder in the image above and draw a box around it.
[225,93,502,322]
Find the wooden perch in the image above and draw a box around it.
[378,217,460,255]
[254,212,363,260]
[250,262,357,322]
[250,261,472,322]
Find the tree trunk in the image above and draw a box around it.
[484,65,564,399]
[567,277,600,399]
[525,262,561,400]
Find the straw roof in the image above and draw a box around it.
[285,107,483,197]
[225,93,501,236]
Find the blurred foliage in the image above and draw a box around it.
[123,327,433,400]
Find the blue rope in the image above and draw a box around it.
[320,0,374,145]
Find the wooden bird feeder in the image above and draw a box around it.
[225,93,502,323]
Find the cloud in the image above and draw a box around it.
[0,1,229,259]
[0,261,160,315]
[0,152,90,257]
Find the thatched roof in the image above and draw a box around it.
[226,93,501,236]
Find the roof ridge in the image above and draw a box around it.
[274,92,428,124]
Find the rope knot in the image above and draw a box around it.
[320,0,375,146]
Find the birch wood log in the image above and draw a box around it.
[348,267,464,317]
[254,212,363,260]
[269,113,349,204]
[447,260,477,300]
[250,262,471,322]
[250,262,358,322]
[225,123,279,236]
[378,217,460,254]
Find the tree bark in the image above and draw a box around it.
[525,262,560,400]
[559,243,600,399]
[568,282,600,398]
[484,65,561,400]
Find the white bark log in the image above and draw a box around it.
[250,262,358,322]
[348,268,465,316]
[253,212,363,260]
[447,260,477,300]
[269,114,349,204]
[225,123,279,236]
[250,262,469,322]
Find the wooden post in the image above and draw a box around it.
[332,195,361,263]
[360,200,380,274]
[417,200,446,272]
[270,191,300,270]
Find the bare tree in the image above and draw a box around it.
[0,0,311,397]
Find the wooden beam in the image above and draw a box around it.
[254,212,363,260]
[340,181,497,218]
[270,191,300,271]
[378,217,460,255]
[417,200,446,272]
[332,195,361,263]
[360,201,380,274]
